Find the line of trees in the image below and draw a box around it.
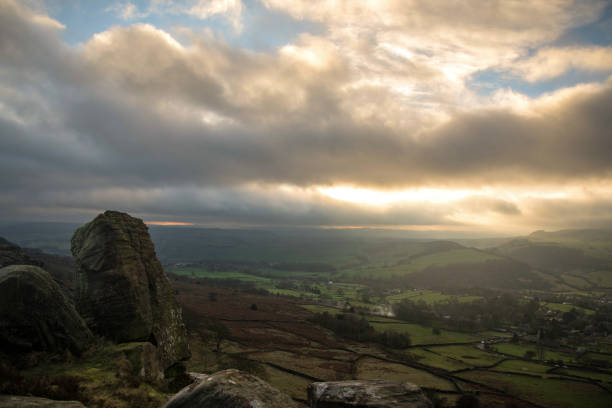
[309,312,411,349]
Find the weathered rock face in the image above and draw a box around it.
[164,369,300,408]
[0,265,93,355]
[308,380,432,408]
[0,237,42,268]
[71,210,189,370]
[0,395,86,408]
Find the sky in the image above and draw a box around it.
[1,0,612,234]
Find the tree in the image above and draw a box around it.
[204,319,230,353]
[250,303,258,311]
[214,322,230,353]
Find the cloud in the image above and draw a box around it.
[106,0,244,31]
[3,2,612,189]
[263,0,606,77]
[106,2,149,20]
[513,46,612,82]
[187,0,243,31]
[1,0,611,230]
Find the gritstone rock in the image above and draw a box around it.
[164,369,300,408]
[0,265,93,355]
[71,210,190,370]
[308,379,432,408]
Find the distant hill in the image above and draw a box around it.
[529,229,612,242]
[493,229,612,273]
[407,258,550,290]
[3,222,610,290]
[0,222,80,256]
[0,236,75,289]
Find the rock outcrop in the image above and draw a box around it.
[308,380,432,408]
[164,369,299,408]
[0,395,86,408]
[0,265,93,355]
[0,237,42,268]
[71,210,189,370]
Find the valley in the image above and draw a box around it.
[1,223,611,407]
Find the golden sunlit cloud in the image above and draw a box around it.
[318,186,473,205]
[145,221,194,226]
[317,185,575,206]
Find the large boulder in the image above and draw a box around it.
[164,369,299,408]
[0,265,93,355]
[308,380,432,408]
[71,210,189,370]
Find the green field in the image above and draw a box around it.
[340,248,501,279]
[387,290,451,304]
[369,321,480,345]
[493,343,576,363]
[478,330,513,339]
[407,248,500,269]
[457,370,612,408]
[542,302,595,315]
[554,368,612,383]
[560,274,592,289]
[492,359,551,374]
[386,289,483,305]
[587,270,612,287]
[426,345,502,367]
[409,348,470,371]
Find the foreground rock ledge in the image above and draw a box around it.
[71,210,190,370]
[164,369,299,408]
[308,380,432,408]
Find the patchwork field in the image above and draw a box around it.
[171,278,612,407]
